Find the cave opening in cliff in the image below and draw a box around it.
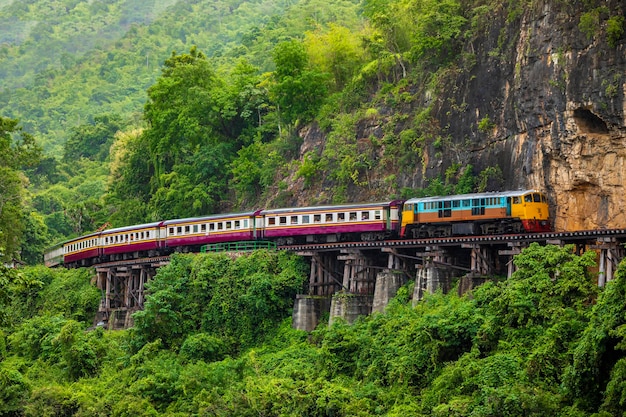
[573,108,609,134]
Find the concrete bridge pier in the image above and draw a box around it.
[372,269,406,313]
[328,293,373,326]
[412,264,454,305]
[292,252,344,331]
[292,295,332,331]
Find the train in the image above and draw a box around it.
[44,190,551,268]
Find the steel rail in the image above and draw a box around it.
[277,228,626,252]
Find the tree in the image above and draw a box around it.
[137,48,270,217]
[406,0,466,63]
[19,211,50,266]
[62,113,125,162]
[0,117,42,261]
[107,128,153,225]
[143,47,224,182]
[304,24,367,91]
[270,40,330,126]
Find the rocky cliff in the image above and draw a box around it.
[284,0,625,232]
[451,0,626,232]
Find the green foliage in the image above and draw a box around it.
[107,47,276,220]
[23,384,78,417]
[562,257,626,412]
[4,245,626,415]
[52,320,102,381]
[477,165,504,191]
[271,40,331,126]
[477,115,495,132]
[304,23,367,91]
[143,47,222,178]
[0,117,42,260]
[579,7,609,41]
[20,211,50,265]
[107,128,153,225]
[5,266,100,328]
[578,6,626,48]
[132,251,308,352]
[2,0,626,413]
[272,40,309,79]
[296,151,321,187]
[319,112,373,189]
[230,139,286,205]
[0,365,31,416]
[180,333,227,364]
[63,113,125,162]
[607,15,625,47]
[1,0,313,155]
[8,314,68,362]
[407,0,468,63]
[29,157,111,242]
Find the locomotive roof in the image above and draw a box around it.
[403,190,545,205]
[261,200,402,215]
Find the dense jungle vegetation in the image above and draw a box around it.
[1,1,626,415]
[1,246,626,415]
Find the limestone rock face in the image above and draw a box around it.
[424,1,626,232]
[287,1,625,232]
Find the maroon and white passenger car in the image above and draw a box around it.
[63,231,101,266]
[100,222,164,261]
[260,201,403,244]
[163,211,263,250]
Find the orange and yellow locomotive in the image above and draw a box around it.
[400,190,551,238]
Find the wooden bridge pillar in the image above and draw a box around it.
[95,263,158,329]
[499,243,526,278]
[596,237,624,286]
[299,252,343,296]
[464,243,495,276]
[338,249,377,294]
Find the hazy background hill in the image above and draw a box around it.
[0,0,361,155]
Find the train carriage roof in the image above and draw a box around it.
[403,190,545,205]
[61,230,101,245]
[162,211,259,226]
[261,200,403,215]
[101,221,164,234]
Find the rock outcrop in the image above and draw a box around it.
[287,0,625,232]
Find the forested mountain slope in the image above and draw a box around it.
[0,0,624,264]
[0,0,361,155]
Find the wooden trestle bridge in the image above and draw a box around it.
[93,229,626,330]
